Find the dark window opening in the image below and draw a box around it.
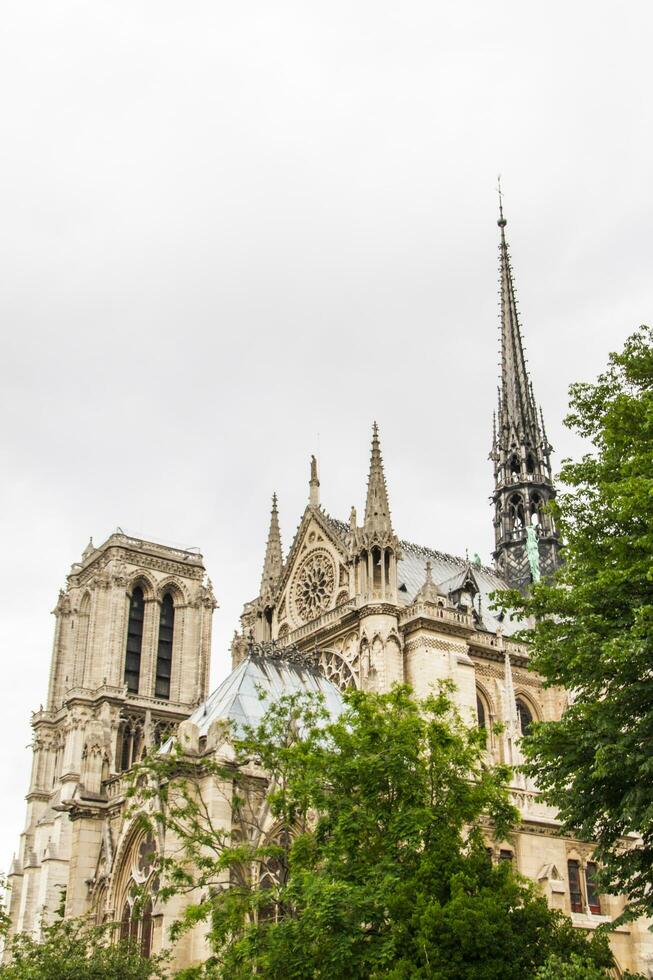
[476,695,486,730]
[568,859,583,913]
[140,898,153,956]
[499,849,513,863]
[125,588,144,693]
[120,896,153,958]
[526,453,536,475]
[120,902,130,941]
[509,454,521,477]
[155,593,174,699]
[585,862,601,915]
[372,547,382,591]
[516,699,533,736]
[509,493,525,530]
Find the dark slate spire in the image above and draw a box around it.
[497,191,540,447]
[491,188,560,590]
[260,493,283,599]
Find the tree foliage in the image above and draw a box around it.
[132,684,615,978]
[499,325,653,920]
[0,909,168,979]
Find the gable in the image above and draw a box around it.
[275,509,351,635]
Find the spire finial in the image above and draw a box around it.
[497,174,507,228]
[309,454,320,508]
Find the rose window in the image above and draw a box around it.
[293,552,335,623]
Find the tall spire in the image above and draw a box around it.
[497,186,539,444]
[364,422,393,533]
[490,186,560,590]
[260,493,283,598]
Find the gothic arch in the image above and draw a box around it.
[109,819,160,916]
[475,680,495,722]
[515,690,539,736]
[514,689,540,721]
[126,573,157,601]
[155,578,188,605]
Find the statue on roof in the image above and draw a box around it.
[525,524,541,584]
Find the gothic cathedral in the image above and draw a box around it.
[5,211,652,976]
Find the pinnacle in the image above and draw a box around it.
[364,421,393,532]
[260,493,283,596]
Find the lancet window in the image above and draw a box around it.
[124,587,145,693]
[508,494,525,531]
[516,698,534,736]
[118,832,159,957]
[155,593,175,699]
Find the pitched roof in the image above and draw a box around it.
[322,512,521,636]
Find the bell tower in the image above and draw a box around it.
[6,532,216,938]
[490,195,561,589]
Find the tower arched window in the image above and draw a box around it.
[516,698,534,736]
[124,588,144,694]
[509,494,525,530]
[155,593,175,699]
[530,492,544,526]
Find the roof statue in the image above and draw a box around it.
[525,524,541,583]
[309,454,320,508]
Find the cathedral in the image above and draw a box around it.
[5,210,653,976]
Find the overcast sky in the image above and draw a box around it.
[1,0,651,864]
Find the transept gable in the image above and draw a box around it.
[274,507,350,632]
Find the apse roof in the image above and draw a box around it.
[322,513,521,637]
[183,653,345,739]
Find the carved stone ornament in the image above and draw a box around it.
[292,550,335,624]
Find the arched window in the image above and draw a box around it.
[155,593,174,699]
[124,588,144,693]
[585,862,601,915]
[76,593,91,685]
[140,898,153,956]
[509,493,525,530]
[526,453,536,475]
[567,859,583,913]
[516,698,534,736]
[120,901,131,940]
[476,695,486,730]
[508,453,521,478]
[530,492,544,526]
[118,834,158,956]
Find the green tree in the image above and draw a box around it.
[498,325,653,921]
[0,910,168,979]
[132,684,614,978]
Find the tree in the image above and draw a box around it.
[498,325,653,920]
[132,684,615,979]
[0,908,168,979]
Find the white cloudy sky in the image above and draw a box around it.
[1,1,651,863]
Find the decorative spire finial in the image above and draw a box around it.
[309,455,320,508]
[497,174,507,228]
